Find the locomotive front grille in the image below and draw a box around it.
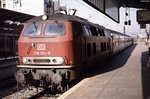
[23,57,64,65]
[33,59,50,63]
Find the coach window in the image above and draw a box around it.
[93,43,96,55]
[23,22,42,36]
[98,29,105,36]
[97,29,101,36]
[83,26,92,36]
[104,30,110,36]
[45,23,65,35]
[101,29,105,36]
[101,42,106,52]
[87,43,92,57]
[90,27,98,36]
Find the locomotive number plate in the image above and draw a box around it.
[37,44,46,51]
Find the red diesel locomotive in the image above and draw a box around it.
[16,14,133,91]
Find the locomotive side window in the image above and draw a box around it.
[23,22,42,36]
[72,22,83,37]
[45,23,65,35]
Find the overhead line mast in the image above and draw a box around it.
[44,0,60,14]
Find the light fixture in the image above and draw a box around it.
[13,21,21,25]
[4,20,13,25]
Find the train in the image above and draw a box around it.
[15,13,133,91]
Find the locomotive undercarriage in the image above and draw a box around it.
[16,68,75,92]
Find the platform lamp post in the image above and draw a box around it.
[44,0,60,15]
[124,7,131,26]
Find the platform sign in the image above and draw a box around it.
[137,10,150,23]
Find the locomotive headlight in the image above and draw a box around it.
[52,57,64,64]
[22,58,27,64]
[42,15,48,20]
[57,57,64,64]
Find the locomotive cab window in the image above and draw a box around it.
[23,22,42,36]
[45,23,65,35]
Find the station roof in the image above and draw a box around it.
[0,8,34,23]
[117,0,150,9]
[0,8,34,35]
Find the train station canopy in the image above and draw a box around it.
[0,8,34,35]
[0,8,34,23]
[117,0,150,9]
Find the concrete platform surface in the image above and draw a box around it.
[58,43,150,99]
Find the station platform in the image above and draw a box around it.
[58,43,150,99]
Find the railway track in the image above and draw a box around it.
[3,87,44,99]
[0,56,19,98]
[0,56,67,99]
[2,79,79,99]
[0,56,82,98]
[0,56,18,69]
[3,87,63,99]
[0,76,16,88]
[0,77,17,98]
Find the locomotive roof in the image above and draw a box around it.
[26,14,131,37]
[27,14,103,28]
[27,14,88,22]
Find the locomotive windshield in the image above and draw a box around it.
[45,23,65,35]
[23,22,42,36]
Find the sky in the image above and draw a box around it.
[20,0,44,15]
[8,0,141,36]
